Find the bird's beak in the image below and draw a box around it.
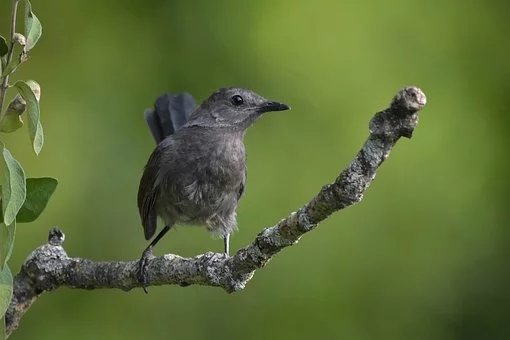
[259,101,290,113]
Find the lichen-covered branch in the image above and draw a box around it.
[4,86,426,337]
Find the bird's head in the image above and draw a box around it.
[187,87,290,130]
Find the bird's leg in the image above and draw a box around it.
[137,224,171,293]
[223,233,230,256]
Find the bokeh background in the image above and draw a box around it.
[1,0,509,339]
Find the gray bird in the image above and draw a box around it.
[137,87,290,290]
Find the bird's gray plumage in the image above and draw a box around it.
[143,92,196,144]
[138,124,246,239]
[137,87,289,291]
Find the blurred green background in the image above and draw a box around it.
[1,0,509,339]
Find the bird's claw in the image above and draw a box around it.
[137,247,153,294]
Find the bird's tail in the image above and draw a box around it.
[143,92,197,144]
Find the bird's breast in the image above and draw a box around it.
[175,135,246,209]
[200,135,246,194]
[158,132,246,223]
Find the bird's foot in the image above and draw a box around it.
[137,246,153,294]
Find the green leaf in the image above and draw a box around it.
[17,177,57,223]
[24,1,42,51]
[0,116,23,134]
[0,36,7,58]
[1,146,26,226]
[14,80,43,155]
[0,222,15,270]
[0,95,25,133]
[0,265,13,319]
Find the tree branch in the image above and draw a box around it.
[0,0,20,116]
[4,86,426,337]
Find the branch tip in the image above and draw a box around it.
[390,86,427,116]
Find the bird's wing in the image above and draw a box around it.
[144,93,197,144]
[140,92,197,238]
[137,148,161,240]
[237,165,246,201]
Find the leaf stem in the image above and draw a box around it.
[0,0,20,121]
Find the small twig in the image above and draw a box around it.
[0,0,20,117]
[4,86,426,337]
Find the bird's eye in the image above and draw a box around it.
[231,95,244,106]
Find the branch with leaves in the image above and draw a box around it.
[3,86,426,338]
[0,1,57,338]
